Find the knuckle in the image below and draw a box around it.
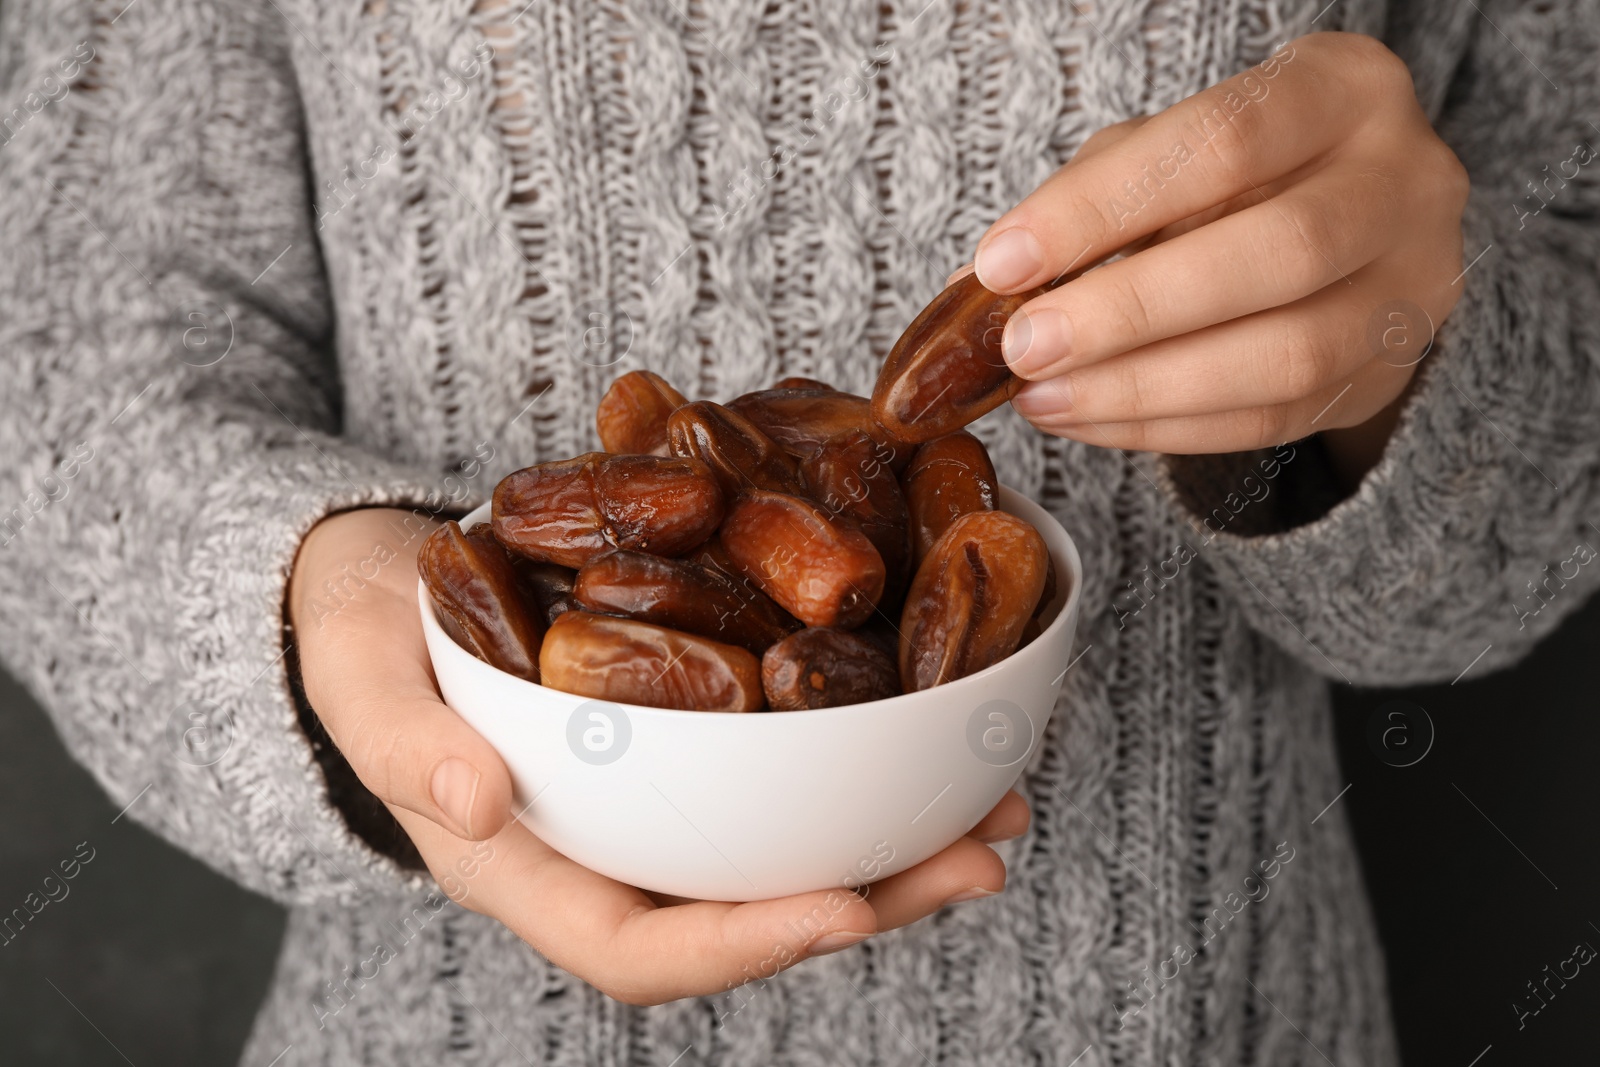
[1365,39,1415,95]
[1059,184,1117,250]
[1102,271,1160,343]
[1204,127,1254,189]
[1194,101,1265,189]
[1266,201,1339,292]
[339,701,406,799]
[1331,31,1410,84]
[1358,163,1407,229]
[1432,141,1472,211]
[1100,281,1152,343]
[1272,319,1335,398]
[1248,404,1292,449]
[1109,361,1149,422]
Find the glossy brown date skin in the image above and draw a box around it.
[898,510,1049,692]
[666,401,805,498]
[871,272,1051,443]
[594,454,726,555]
[689,535,787,620]
[901,431,999,566]
[761,628,901,710]
[719,490,886,629]
[595,370,688,455]
[493,453,724,568]
[420,521,546,682]
[512,558,581,625]
[540,612,764,712]
[726,388,910,473]
[691,535,760,587]
[800,431,912,604]
[492,454,607,568]
[573,549,800,654]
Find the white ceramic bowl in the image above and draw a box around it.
[420,487,1082,902]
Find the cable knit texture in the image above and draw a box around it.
[1,0,1596,1063]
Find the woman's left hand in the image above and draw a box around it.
[972,32,1469,461]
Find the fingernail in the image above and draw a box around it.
[943,886,998,906]
[946,263,975,287]
[976,228,1044,292]
[430,758,481,838]
[976,829,1022,845]
[1010,380,1072,418]
[1003,308,1071,377]
[809,930,872,957]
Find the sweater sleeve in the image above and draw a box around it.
[1155,4,1600,687]
[0,0,447,904]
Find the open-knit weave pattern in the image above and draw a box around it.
[3,0,1599,1063]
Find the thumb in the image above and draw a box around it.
[292,511,515,841]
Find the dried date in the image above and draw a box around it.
[493,452,724,567]
[727,388,910,472]
[719,490,886,629]
[420,521,546,682]
[899,510,1049,691]
[901,431,999,566]
[800,431,912,604]
[761,628,901,710]
[573,549,799,654]
[594,454,726,555]
[539,612,764,712]
[666,400,805,497]
[491,454,607,568]
[871,272,1050,442]
[595,370,688,455]
[512,558,581,625]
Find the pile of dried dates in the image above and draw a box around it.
[421,274,1063,712]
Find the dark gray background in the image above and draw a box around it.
[4,595,1598,1065]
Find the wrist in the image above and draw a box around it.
[289,507,444,633]
[1318,376,1416,491]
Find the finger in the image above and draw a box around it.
[862,836,1008,932]
[1002,158,1403,378]
[395,807,878,1005]
[1136,175,1293,246]
[975,37,1409,292]
[964,789,1031,844]
[946,118,1152,286]
[1031,361,1399,454]
[301,581,515,841]
[1012,268,1391,425]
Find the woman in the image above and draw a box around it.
[2,0,1594,1063]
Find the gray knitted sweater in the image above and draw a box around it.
[3,0,1597,1062]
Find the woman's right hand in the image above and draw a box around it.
[288,506,1028,1005]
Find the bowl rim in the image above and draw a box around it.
[420,485,1083,723]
